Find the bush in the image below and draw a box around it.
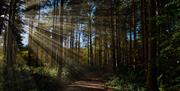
[105,76,147,91]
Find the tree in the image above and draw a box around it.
[145,0,159,90]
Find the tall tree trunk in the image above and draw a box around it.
[110,0,116,72]
[4,0,17,90]
[99,37,102,66]
[129,21,133,65]
[89,20,93,65]
[132,0,137,68]
[6,0,16,66]
[28,16,36,66]
[57,0,64,81]
[146,0,159,91]
[103,22,108,66]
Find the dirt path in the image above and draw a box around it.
[64,74,112,91]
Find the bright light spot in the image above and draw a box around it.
[21,25,29,46]
[177,61,179,64]
[0,15,5,18]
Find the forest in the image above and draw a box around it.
[0,0,180,91]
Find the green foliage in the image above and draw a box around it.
[104,64,146,91]
[158,37,180,90]
[153,15,168,26]
[61,58,86,83]
[2,64,62,91]
[165,0,180,9]
[116,64,145,83]
[152,0,180,90]
[158,19,180,91]
[105,76,147,91]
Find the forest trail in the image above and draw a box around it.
[64,73,112,91]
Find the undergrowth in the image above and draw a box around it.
[105,76,147,91]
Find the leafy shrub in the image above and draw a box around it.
[105,76,147,91]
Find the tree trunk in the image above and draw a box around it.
[57,0,64,81]
[146,0,159,91]
[132,0,137,68]
[89,20,93,65]
[6,0,16,66]
[110,0,116,72]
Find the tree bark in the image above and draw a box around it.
[6,0,17,66]
[146,0,159,91]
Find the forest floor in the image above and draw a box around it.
[64,73,112,91]
[0,49,115,91]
